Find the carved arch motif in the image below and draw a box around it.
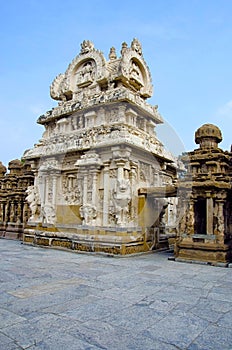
[119,40,153,98]
[50,41,108,101]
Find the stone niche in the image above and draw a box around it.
[22,39,178,255]
[176,124,232,265]
[0,160,34,240]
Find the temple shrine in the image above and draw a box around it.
[0,39,232,264]
[176,124,232,265]
[0,160,34,239]
[21,39,179,254]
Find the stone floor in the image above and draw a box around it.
[0,240,232,350]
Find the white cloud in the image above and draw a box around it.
[217,100,232,119]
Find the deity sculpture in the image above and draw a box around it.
[26,185,40,222]
[80,204,97,225]
[112,177,131,226]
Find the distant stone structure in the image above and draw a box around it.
[176,124,232,265]
[0,160,34,239]
[22,39,179,254]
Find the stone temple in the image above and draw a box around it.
[22,39,179,254]
[175,123,232,265]
[1,39,232,265]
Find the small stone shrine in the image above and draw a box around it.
[176,124,232,265]
[0,160,34,239]
[22,39,178,254]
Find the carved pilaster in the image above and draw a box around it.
[178,197,189,234]
[82,171,88,206]
[0,201,4,222]
[214,199,225,244]
[206,192,214,235]
[52,173,58,206]
[103,162,110,226]
[130,162,138,225]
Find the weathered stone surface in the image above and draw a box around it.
[22,39,179,254]
[176,123,232,264]
[1,239,232,350]
[0,160,34,240]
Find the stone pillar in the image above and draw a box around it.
[103,162,110,226]
[91,171,98,205]
[52,174,58,206]
[14,200,19,224]
[19,199,24,224]
[215,199,225,244]
[206,197,214,235]
[0,202,4,222]
[116,160,125,181]
[45,175,50,205]
[118,105,126,122]
[10,201,15,222]
[23,201,29,224]
[179,197,189,234]
[82,172,88,205]
[186,199,195,234]
[38,172,45,209]
[130,162,138,225]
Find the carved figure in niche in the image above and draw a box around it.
[112,176,131,226]
[186,201,194,234]
[130,60,143,86]
[26,185,40,221]
[62,174,81,205]
[42,204,56,225]
[80,204,97,225]
[78,61,95,85]
[214,202,224,236]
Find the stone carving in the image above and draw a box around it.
[80,204,97,225]
[131,38,142,55]
[22,39,179,255]
[26,185,40,221]
[62,174,81,204]
[50,73,67,101]
[112,178,131,226]
[40,158,60,172]
[176,124,232,264]
[0,162,6,177]
[77,61,96,87]
[0,160,34,239]
[109,47,117,60]
[42,204,56,225]
[130,60,143,87]
[80,40,94,54]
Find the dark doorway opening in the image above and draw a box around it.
[194,198,206,234]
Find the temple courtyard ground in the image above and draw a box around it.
[0,239,232,350]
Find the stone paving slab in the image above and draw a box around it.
[0,239,232,350]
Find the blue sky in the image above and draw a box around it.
[0,0,232,166]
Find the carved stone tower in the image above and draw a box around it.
[176,124,232,265]
[23,39,177,254]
